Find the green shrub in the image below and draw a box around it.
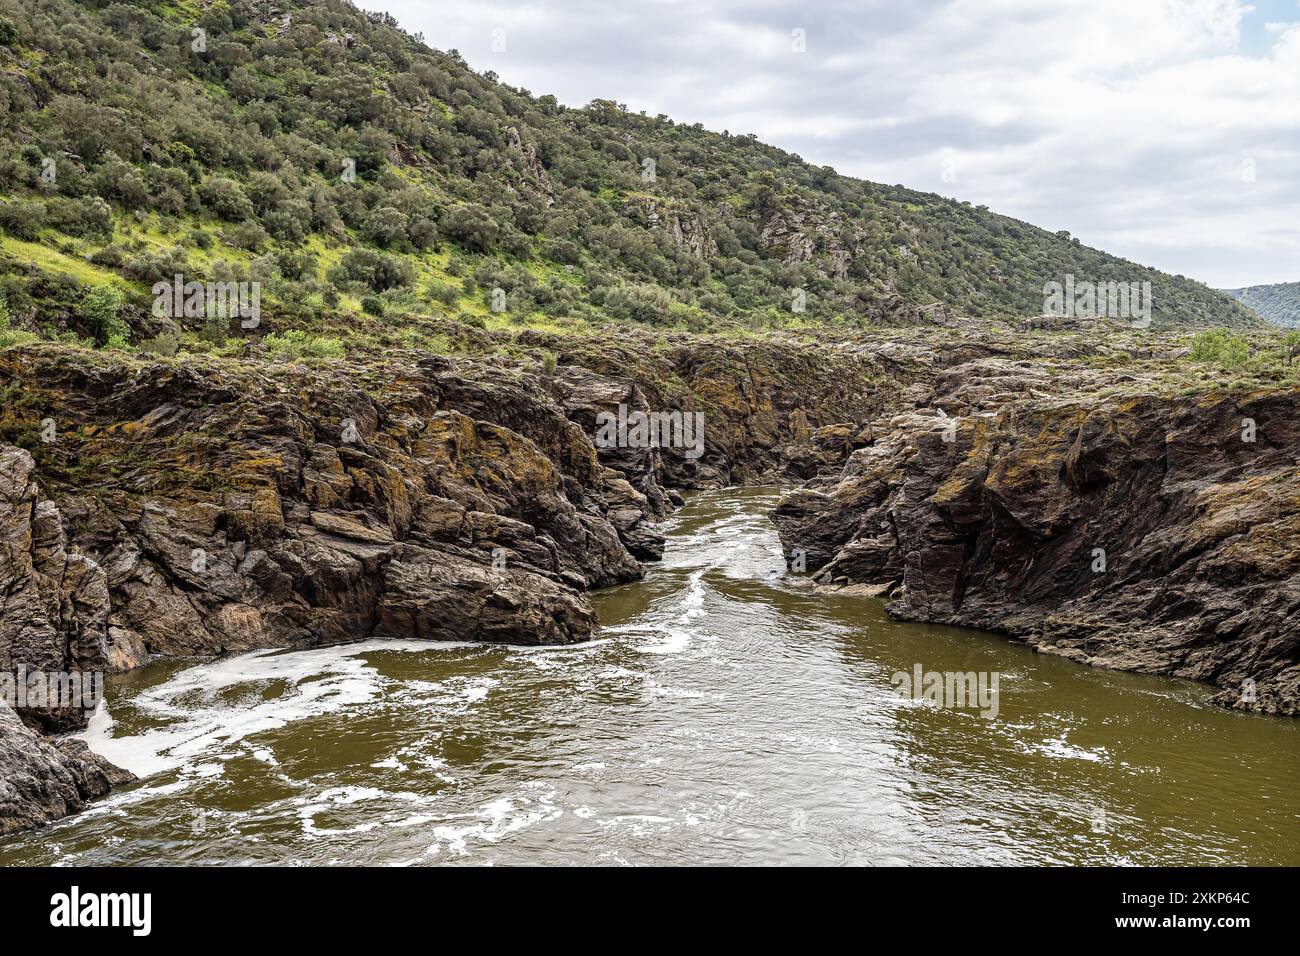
[0,200,47,241]
[327,247,413,292]
[140,332,181,357]
[78,285,129,345]
[198,176,255,221]
[0,292,37,347]
[1188,328,1250,367]
[264,329,346,359]
[427,281,460,307]
[226,220,268,251]
[442,203,498,253]
[47,196,113,239]
[360,295,386,316]
[1281,330,1300,366]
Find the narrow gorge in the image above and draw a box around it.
[3,321,1297,838]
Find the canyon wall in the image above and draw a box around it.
[772,357,1300,714]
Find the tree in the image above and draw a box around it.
[442,203,499,253]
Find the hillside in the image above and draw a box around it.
[0,0,1261,353]
[1223,282,1300,327]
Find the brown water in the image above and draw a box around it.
[2,487,1297,866]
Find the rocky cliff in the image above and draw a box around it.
[0,446,113,732]
[0,446,135,837]
[3,324,1298,836]
[772,351,1300,714]
[0,332,892,832]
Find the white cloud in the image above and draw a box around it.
[378,0,1300,287]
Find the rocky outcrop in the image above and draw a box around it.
[0,351,656,666]
[623,195,717,259]
[0,447,112,732]
[0,346,675,833]
[0,701,133,837]
[505,126,555,206]
[772,371,1300,715]
[0,327,915,833]
[548,332,893,489]
[0,448,134,834]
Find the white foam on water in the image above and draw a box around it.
[422,787,563,858]
[1026,734,1110,764]
[80,639,474,778]
[638,567,710,654]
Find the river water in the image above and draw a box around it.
[2,487,1297,866]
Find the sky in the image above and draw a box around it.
[377,0,1300,289]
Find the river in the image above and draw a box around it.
[2,487,1297,865]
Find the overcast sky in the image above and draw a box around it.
[378,0,1300,289]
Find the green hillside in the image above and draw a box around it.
[0,0,1261,352]
[1223,282,1300,327]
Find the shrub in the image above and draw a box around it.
[0,292,37,347]
[327,247,413,292]
[264,329,346,359]
[198,176,255,221]
[1281,330,1300,366]
[226,220,269,251]
[360,295,386,316]
[77,285,129,345]
[140,332,181,357]
[124,246,188,285]
[1188,328,1250,368]
[597,282,677,324]
[427,281,460,307]
[442,203,499,253]
[47,196,113,239]
[361,206,408,247]
[0,199,46,240]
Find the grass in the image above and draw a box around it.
[0,236,132,289]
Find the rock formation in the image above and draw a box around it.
[0,701,134,837]
[0,446,113,732]
[2,322,1298,836]
[772,354,1300,715]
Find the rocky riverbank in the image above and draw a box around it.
[771,341,1300,715]
[0,329,892,832]
[2,321,1298,834]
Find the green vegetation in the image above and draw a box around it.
[77,285,129,347]
[0,0,1260,357]
[0,290,37,346]
[264,329,346,359]
[1281,330,1300,366]
[1222,281,1300,328]
[1188,328,1251,368]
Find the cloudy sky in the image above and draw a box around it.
[379,0,1300,289]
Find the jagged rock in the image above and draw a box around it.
[0,447,113,732]
[505,126,555,206]
[0,701,134,836]
[375,545,595,645]
[772,375,1300,714]
[623,195,717,259]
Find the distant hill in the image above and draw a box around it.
[1222,283,1300,328]
[0,0,1262,343]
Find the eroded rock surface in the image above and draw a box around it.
[0,701,134,837]
[773,362,1300,714]
[0,447,112,732]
